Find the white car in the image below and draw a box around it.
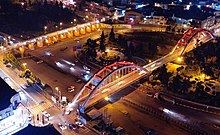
[58,123,67,130]
[65,110,71,115]
[37,60,43,64]
[75,121,84,128]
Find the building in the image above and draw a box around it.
[0,78,29,135]
[124,9,142,24]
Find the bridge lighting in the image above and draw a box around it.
[104,96,110,101]
[177,57,183,62]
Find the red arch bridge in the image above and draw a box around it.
[67,28,214,114]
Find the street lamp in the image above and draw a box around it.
[59,22,63,29]
[177,56,183,62]
[104,96,110,101]
[44,26,47,33]
[22,63,27,66]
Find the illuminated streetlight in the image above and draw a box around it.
[105,49,110,52]
[177,56,183,62]
[74,19,76,22]
[104,96,110,101]
[22,63,27,66]
[60,22,63,26]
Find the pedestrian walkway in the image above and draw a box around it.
[28,101,53,115]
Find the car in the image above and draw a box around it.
[6,64,11,68]
[58,123,67,130]
[76,79,82,83]
[68,88,75,93]
[45,51,55,57]
[75,39,80,43]
[75,121,84,128]
[37,60,43,64]
[86,70,90,74]
[146,92,154,97]
[69,124,77,130]
[65,110,71,115]
[83,65,90,71]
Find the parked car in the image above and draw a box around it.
[69,124,77,130]
[58,123,67,130]
[75,121,84,128]
[37,60,43,64]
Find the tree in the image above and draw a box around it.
[59,1,63,9]
[100,31,106,52]
[109,27,115,42]
[148,42,157,57]
[157,64,172,86]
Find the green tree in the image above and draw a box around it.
[109,27,115,42]
[157,64,172,86]
[100,31,106,52]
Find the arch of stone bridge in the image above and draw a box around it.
[69,61,147,110]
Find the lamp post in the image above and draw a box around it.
[44,26,47,34]
[55,87,59,106]
[59,22,63,30]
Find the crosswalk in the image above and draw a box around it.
[28,101,53,115]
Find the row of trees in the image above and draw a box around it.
[82,27,159,61]
[150,38,220,106]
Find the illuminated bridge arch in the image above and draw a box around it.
[172,28,214,55]
[69,61,148,111]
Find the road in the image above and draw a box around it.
[125,86,220,134]
[71,28,213,109]
[0,54,99,135]
[21,29,110,102]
